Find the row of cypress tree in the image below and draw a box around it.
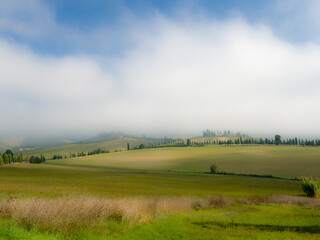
[0,149,46,165]
[0,149,23,165]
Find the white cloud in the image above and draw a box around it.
[273,0,320,42]
[0,0,56,37]
[0,40,114,136]
[1,3,320,137]
[111,18,320,136]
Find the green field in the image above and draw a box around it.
[1,145,320,239]
[22,138,156,159]
[48,145,320,178]
[0,163,302,198]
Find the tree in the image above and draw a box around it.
[0,155,4,166]
[275,135,281,145]
[40,155,46,163]
[5,149,14,163]
[187,139,191,146]
[2,153,9,164]
[139,144,145,149]
[127,143,130,151]
[29,155,45,164]
[210,164,218,174]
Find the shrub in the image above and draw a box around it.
[206,196,235,208]
[210,164,218,173]
[29,155,46,164]
[301,177,320,198]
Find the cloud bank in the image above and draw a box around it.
[1,1,320,138]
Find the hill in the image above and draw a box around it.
[22,137,158,159]
[48,145,320,178]
[76,132,156,144]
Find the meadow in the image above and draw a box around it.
[0,163,302,198]
[1,145,320,239]
[48,145,320,178]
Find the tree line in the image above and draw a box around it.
[203,129,248,137]
[52,148,110,160]
[125,134,320,152]
[29,155,46,164]
[190,134,320,147]
[0,150,23,165]
[0,149,46,165]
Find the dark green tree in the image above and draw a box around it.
[275,135,281,145]
[187,139,191,146]
[210,164,218,174]
[127,143,130,151]
[2,153,9,164]
[139,144,145,149]
[0,155,4,166]
[29,155,44,164]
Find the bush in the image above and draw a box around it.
[29,155,46,164]
[210,164,218,173]
[301,177,320,198]
[206,196,235,208]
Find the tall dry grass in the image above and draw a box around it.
[0,197,199,234]
[0,195,319,234]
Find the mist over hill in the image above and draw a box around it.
[76,132,158,144]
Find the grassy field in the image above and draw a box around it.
[1,145,320,239]
[22,138,156,159]
[0,163,302,198]
[48,145,320,178]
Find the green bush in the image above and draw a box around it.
[210,164,218,174]
[29,155,46,164]
[301,177,320,198]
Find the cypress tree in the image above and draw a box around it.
[0,155,4,166]
[3,153,9,164]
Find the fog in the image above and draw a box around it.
[1,1,320,140]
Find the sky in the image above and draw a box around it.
[1,0,320,139]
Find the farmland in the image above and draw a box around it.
[0,145,320,239]
[48,145,320,178]
[0,163,302,199]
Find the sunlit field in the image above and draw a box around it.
[48,145,320,178]
[0,162,302,198]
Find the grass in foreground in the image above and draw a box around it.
[0,196,319,240]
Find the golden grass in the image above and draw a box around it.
[0,197,198,234]
[0,195,319,235]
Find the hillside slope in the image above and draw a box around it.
[48,145,320,178]
[23,138,157,158]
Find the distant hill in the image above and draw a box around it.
[0,132,159,154]
[0,137,73,152]
[21,131,166,159]
[76,132,156,144]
